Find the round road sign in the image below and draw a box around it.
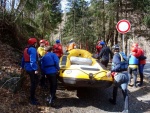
[116,19,131,34]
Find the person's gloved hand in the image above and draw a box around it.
[35,70,38,74]
[106,71,111,77]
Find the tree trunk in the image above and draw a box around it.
[11,0,15,13]
[102,0,105,41]
[114,0,119,44]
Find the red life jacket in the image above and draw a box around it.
[53,44,60,53]
[53,44,63,58]
[23,47,30,62]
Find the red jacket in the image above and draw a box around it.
[96,45,102,54]
[53,43,63,58]
[132,48,146,64]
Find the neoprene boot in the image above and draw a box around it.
[109,86,118,105]
[138,73,143,87]
[30,99,40,105]
[49,97,56,107]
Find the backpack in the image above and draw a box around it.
[138,55,147,60]
[118,52,128,71]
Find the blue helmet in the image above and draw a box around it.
[100,41,105,45]
[56,39,60,43]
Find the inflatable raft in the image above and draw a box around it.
[59,49,113,88]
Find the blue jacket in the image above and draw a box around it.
[111,52,122,72]
[98,46,113,61]
[21,46,38,71]
[128,55,139,65]
[41,52,60,74]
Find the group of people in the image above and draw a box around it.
[96,40,145,88]
[21,37,63,106]
[128,43,146,87]
[21,37,146,112]
[21,37,78,106]
[96,40,146,113]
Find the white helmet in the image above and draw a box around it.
[70,38,74,42]
[112,44,120,50]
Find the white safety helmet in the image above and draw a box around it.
[70,38,73,42]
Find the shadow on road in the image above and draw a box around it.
[144,63,150,82]
[52,84,150,113]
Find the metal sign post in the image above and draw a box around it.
[116,19,131,53]
[122,34,125,53]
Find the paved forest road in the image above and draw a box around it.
[41,83,150,113]
[39,61,150,113]
[144,62,150,82]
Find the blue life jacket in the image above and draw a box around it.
[129,55,139,65]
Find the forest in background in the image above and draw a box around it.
[0,0,62,48]
[0,0,150,53]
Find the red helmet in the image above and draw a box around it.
[132,43,138,47]
[39,39,46,44]
[131,47,138,52]
[28,38,37,45]
[45,41,50,46]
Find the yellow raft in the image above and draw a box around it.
[59,49,113,89]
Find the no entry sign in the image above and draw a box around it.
[116,19,131,34]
